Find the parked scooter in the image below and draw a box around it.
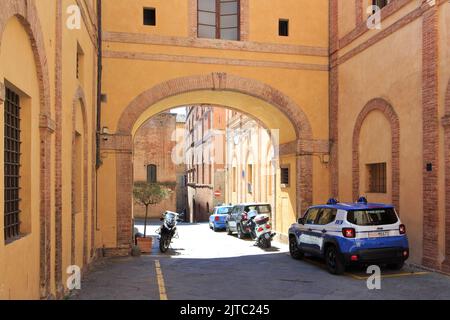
[156,211,182,253]
[247,210,276,249]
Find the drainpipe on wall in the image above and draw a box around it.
[95,0,103,232]
[96,0,103,169]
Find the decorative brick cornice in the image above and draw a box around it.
[99,134,133,153]
[102,31,329,57]
[335,0,447,67]
[336,4,424,67]
[298,139,330,155]
[39,113,56,133]
[103,50,328,72]
[341,0,413,49]
[279,141,297,156]
[279,138,329,158]
[352,98,400,210]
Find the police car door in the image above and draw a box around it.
[298,208,323,254]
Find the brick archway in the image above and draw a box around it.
[71,87,90,270]
[0,0,52,299]
[352,98,400,211]
[114,73,314,250]
[443,79,450,272]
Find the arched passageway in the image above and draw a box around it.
[99,73,328,253]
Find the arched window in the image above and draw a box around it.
[147,164,157,183]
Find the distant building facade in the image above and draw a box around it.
[185,106,226,222]
[225,111,276,224]
[133,112,185,219]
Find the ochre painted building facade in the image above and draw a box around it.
[0,0,98,299]
[97,0,331,258]
[330,0,450,270]
[0,0,450,299]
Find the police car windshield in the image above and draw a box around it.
[347,208,398,226]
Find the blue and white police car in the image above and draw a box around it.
[288,197,409,275]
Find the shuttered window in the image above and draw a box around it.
[147,164,157,183]
[198,0,240,40]
[281,166,290,187]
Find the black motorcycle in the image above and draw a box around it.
[156,211,182,253]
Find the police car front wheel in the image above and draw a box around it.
[289,236,304,260]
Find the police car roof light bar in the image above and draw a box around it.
[327,198,339,205]
[357,196,368,204]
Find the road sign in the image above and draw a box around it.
[214,190,221,197]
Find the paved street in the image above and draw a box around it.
[71,222,450,300]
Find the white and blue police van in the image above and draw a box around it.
[288,197,409,275]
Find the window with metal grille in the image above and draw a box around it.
[4,87,21,241]
[198,0,240,40]
[147,164,157,183]
[367,163,387,193]
[281,166,289,187]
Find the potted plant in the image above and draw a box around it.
[133,181,171,253]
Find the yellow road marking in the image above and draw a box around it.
[299,256,429,280]
[155,260,168,300]
[345,271,429,280]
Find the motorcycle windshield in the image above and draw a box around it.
[165,212,177,226]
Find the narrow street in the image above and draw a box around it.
[71,222,450,300]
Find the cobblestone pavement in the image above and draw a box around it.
[71,221,450,300]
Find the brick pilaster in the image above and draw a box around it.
[421,3,440,269]
[355,0,364,26]
[54,0,64,298]
[330,0,339,198]
[116,150,134,250]
[442,81,450,273]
